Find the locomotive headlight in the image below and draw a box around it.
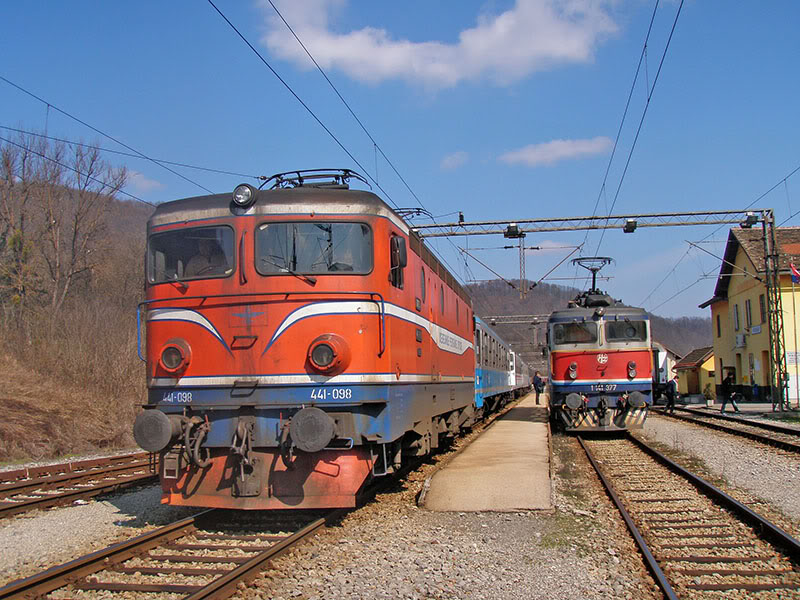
[627,360,637,379]
[307,334,351,375]
[232,183,256,207]
[159,339,191,373]
[568,361,578,380]
[311,343,335,368]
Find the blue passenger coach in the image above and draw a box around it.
[474,317,528,413]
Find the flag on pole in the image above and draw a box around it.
[791,262,800,284]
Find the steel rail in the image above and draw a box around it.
[185,509,345,600]
[0,507,341,600]
[581,433,800,598]
[577,436,679,600]
[676,406,800,436]
[628,432,800,558]
[0,452,152,483]
[655,407,800,453]
[0,511,211,600]
[0,458,153,496]
[0,471,157,519]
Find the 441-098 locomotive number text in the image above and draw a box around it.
[162,391,193,403]
[310,387,353,400]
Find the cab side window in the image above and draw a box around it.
[389,235,406,289]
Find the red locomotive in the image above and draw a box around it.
[547,257,652,431]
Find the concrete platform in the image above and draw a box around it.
[421,393,552,512]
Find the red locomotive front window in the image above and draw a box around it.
[606,320,647,342]
[255,222,372,275]
[147,226,235,283]
[552,322,597,345]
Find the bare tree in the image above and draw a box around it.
[37,143,127,313]
[0,135,50,319]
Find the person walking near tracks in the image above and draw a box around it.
[533,371,545,405]
[720,372,740,414]
[665,376,678,414]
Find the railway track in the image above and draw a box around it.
[655,406,800,453]
[580,433,800,598]
[0,453,158,518]
[0,508,341,600]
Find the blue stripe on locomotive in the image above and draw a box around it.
[151,381,475,449]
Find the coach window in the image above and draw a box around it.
[440,285,445,314]
[420,268,426,302]
[255,222,372,275]
[147,225,235,283]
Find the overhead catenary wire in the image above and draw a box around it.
[0,134,155,207]
[213,0,469,285]
[640,161,800,309]
[265,0,425,211]
[594,0,685,255]
[205,1,399,209]
[0,125,263,181]
[0,75,214,195]
[582,0,661,252]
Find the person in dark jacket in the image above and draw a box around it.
[665,376,678,414]
[720,373,740,414]
[533,371,544,405]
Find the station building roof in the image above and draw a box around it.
[674,346,714,371]
[699,226,800,308]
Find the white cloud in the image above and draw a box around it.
[498,136,612,167]
[128,171,165,193]
[259,0,617,89]
[441,151,469,170]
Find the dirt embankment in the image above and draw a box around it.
[0,352,138,463]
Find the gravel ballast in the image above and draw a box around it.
[0,485,197,584]
[641,414,800,524]
[1,429,662,599]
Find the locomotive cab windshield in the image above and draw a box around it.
[147,225,235,283]
[255,221,372,275]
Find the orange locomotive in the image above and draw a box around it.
[133,170,479,509]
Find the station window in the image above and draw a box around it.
[716,314,721,338]
[745,299,752,329]
[759,294,766,324]
[734,304,740,331]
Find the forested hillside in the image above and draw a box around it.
[0,133,152,460]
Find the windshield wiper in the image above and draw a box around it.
[260,257,317,286]
[169,273,189,291]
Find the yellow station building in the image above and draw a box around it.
[700,226,800,404]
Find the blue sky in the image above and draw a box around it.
[2,1,799,318]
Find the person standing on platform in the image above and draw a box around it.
[533,371,544,405]
[720,373,740,414]
[665,376,678,414]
